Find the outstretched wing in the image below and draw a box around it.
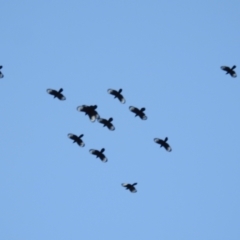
[108,124,115,131]
[98,118,106,124]
[0,72,3,78]
[46,89,56,95]
[58,94,66,100]
[231,72,237,78]
[77,105,88,112]
[89,149,98,155]
[129,106,138,114]
[100,155,108,162]
[68,133,76,140]
[154,138,162,144]
[89,113,100,122]
[221,66,230,72]
[130,188,137,193]
[77,140,85,147]
[118,94,126,104]
[140,114,147,120]
[121,183,130,187]
[107,89,117,96]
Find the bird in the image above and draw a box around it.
[129,106,147,120]
[77,105,100,122]
[121,183,137,193]
[46,88,66,100]
[154,137,172,152]
[0,66,4,78]
[89,148,107,162]
[221,65,237,78]
[67,133,85,147]
[107,88,126,103]
[98,117,115,130]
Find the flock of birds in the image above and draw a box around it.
[1,64,237,193]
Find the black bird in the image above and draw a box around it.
[122,183,137,193]
[221,65,237,78]
[98,117,115,131]
[77,105,100,122]
[68,133,85,147]
[107,88,126,103]
[89,148,107,162]
[46,88,66,100]
[129,106,147,120]
[0,66,4,78]
[154,137,172,152]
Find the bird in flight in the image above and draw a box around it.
[154,137,172,152]
[129,106,147,120]
[221,65,237,78]
[67,133,85,147]
[121,183,137,193]
[46,88,66,100]
[89,148,108,162]
[107,88,126,103]
[0,66,4,78]
[77,105,100,122]
[98,117,115,131]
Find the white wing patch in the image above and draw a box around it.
[141,115,147,120]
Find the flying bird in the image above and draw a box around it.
[221,65,237,78]
[154,137,172,152]
[98,117,115,130]
[129,106,147,120]
[46,88,66,100]
[68,133,85,147]
[0,66,4,78]
[122,183,137,193]
[89,148,107,162]
[107,88,126,103]
[77,105,100,122]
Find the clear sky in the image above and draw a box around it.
[1,1,240,239]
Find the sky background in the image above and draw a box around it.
[1,1,240,239]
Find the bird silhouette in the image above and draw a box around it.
[122,183,137,193]
[107,88,126,103]
[46,88,66,100]
[154,137,172,152]
[68,133,85,147]
[77,105,100,122]
[129,106,147,120]
[89,148,107,162]
[221,65,237,78]
[0,66,4,78]
[98,117,115,130]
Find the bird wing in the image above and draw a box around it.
[221,66,230,71]
[140,114,147,120]
[154,138,162,144]
[58,94,66,100]
[46,89,55,94]
[231,72,237,78]
[121,183,130,187]
[100,155,108,162]
[77,140,85,147]
[77,105,88,112]
[118,95,126,104]
[108,124,115,131]
[0,72,3,78]
[129,106,138,114]
[89,149,97,155]
[130,188,137,193]
[107,89,117,95]
[0,66,2,69]
[67,133,75,140]
[98,118,106,124]
[90,113,100,122]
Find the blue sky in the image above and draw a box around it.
[1,1,240,239]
